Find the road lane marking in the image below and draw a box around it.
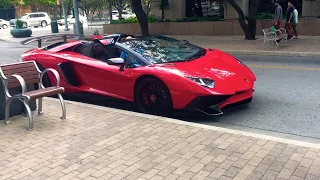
[247,64,320,71]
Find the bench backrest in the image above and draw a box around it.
[0,61,40,88]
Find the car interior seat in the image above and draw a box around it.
[93,43,111,61]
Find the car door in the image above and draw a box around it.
[28,14,38,26]
[71,44,134,101]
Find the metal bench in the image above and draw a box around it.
[262,28,288,50]
[0,61,66,130]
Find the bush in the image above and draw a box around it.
[148,15,157,23]
[173,16,220,22]
[111,15,220,24]
[257,13,275,19]
[111,16,138,24]
[15,19,24,29]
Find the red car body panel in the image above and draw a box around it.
[21,37,256,114]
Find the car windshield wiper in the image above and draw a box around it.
[186,49,206,60]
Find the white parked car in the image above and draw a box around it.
[0,19,9,29]
[57,15,87,26]
[112,10,136,20]
[17,12,51,28]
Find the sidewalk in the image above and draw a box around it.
[168,35,320,57]
[1,97,320,180]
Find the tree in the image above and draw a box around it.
[78,0,100,19]
[0,0,13,8]
[228,0,260,40]
[131,0,149,36]
[110,0,131,20]
[159,0,169,20]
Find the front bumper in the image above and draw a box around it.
[184,89,253,115]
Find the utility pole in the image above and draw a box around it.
[61,0,69,31]
[72,0,80,35]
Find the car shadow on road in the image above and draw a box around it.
[55,93,225,123]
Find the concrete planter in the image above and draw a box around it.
[103,18,320,36]
[10,28,32,38]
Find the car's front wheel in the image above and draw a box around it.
[2,24,8,29]
[135,77,173,116]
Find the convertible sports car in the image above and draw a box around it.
[21,33,256,116]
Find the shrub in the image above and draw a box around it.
[257,13,275,19]
[148,15,157,23]
[111,15,221,24]
[111,16,138,24]
[15,19,24,29]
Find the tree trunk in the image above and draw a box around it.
[131,0,149,36]
[228,0,260,40]
[227,0,247,37]
[246,0,260,40]
[161,9,164,20]
[109,2,112,21]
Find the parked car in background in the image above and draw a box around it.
[112,10,136,20]
[57,15,87,26]
[0,19,9,29]
[10,12,51,28]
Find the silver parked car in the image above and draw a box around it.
[0,19,9,29]
[11,12,51,28]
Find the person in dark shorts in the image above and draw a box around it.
[285,1,295,39]
[274,0,282,30]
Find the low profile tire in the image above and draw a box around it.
[134,77,173,116]
[2,24,8,29]
[41,21,47,28]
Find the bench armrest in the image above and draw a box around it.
[40,68,61,89]
[4,74,27,98]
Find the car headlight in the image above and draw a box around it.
[186,77,215,88]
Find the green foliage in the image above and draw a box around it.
[159,0,169,10]
[15,19,24,29]
[148,15,157,23]
[173,16,220,22]
[257,13,275,19]
[111,16,138,24]
[111,15,221,24]
[0,0,12,8]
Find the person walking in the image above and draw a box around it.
[285,1,295,39]
[293,5,298,39]
[274,0,283,30]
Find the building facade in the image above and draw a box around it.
[150,0,319,20]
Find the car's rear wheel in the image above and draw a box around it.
[23,22,28,28]
[2,24,8,29]
[41,21,47,27]
[135,77,173,116]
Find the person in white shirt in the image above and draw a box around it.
[293,6,298,39]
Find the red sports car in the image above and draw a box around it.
[21,34,256,116]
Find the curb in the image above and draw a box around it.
[224,50,320,57]
[46,97,320,149]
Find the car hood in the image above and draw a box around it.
[151,49,256,92]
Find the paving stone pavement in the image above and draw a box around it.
[1,98,320,180]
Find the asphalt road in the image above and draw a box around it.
[1,40,320,143]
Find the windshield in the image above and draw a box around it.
[119,36,206,64]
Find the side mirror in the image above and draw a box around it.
[107,57,125,65]
[106,58,125,71]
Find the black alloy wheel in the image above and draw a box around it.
[135,77,173,116]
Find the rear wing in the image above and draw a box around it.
[93,33,136,44]
[20,34,84,48]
